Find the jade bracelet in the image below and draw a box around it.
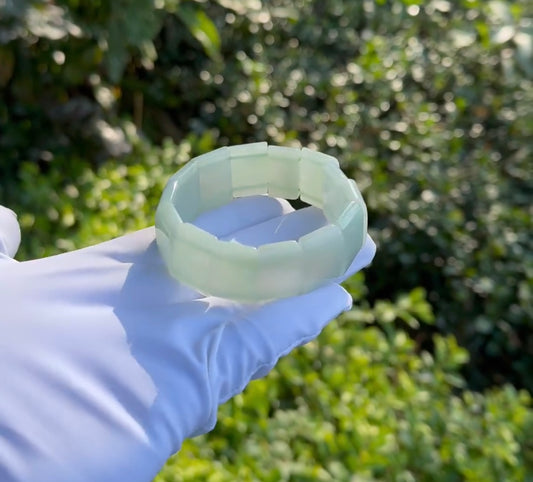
[155,142,367,302]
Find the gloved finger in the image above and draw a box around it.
[221,205,328,246]
[207,282,352,408]
[50,195,294,266]
[44,196,296,307]
[0,206,21,260]
[335,234,377,282]
[216,205,375,280]
[193,195,294,238]
[212,204,374,278]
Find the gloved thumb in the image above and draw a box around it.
[0,206,21,260]
[195,282,352,435]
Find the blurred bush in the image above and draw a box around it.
[1,0,531,392]
[159,308,532,481]
[0,0,532,480]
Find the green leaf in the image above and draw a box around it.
[0,47,15,87]
[104,0,162,82]
[106,22,130,83]
[491,25,515,44]
[175,3,221,61]
[514,27,533,77]
[450,29,477,48]
[216,0,262,15]
[487,1,513,24]
[25,4,82,40]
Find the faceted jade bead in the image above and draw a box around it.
[155,197,183,239]
[169,222,218,290]
[266,145,301,199]
[300,148,339,208]
[155,227,172,274]
[196,146,233,212]
[172,163,201,222]
[348,179,363,202]
[335,201,367,269]
[322,165,354,222]
[207,241,259,301]
[257,240,303,300]
[299,224,346,292]
[230,142,270,197]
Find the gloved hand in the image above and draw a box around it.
[0,196,376,482]
[0,206,21,261]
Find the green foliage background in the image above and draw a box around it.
[0,0,531,480]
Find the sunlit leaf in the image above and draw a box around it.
[514,27,533,76]
[450,29,477,48]
[175,3,221,61]
[492,25,515,44]
[25,4,81,40]
[487,0,513,24]
[216,0,262,15]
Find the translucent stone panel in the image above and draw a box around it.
[230,142,270,197]
[196,146,233,212]
[300,148,339,208]
[266,145,301,199]
[169,222,218,292]
[299,224,346,292]
[207,241,259,301]
[159,171,177,203]
[155,227,172,276]
[257,240,303,300]
[336,201,367,269]
[171,163,201,222]
[155,198,183,239]
[348,179,363,202]
[322,166,356,222]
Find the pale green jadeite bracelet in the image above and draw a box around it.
[155,142,367,302]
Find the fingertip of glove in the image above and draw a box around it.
[341,288,353,312]
[0,206,18,219]
[298,282,353,319]
[0,206,21,259]
[355,235,377,270]
[248,282,351,331]
[366,235,377,262]
[329,283,353,313]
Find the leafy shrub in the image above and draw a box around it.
[0,0,221,170]
[2,0,530,391]
[156,301,532,481]
[180,0,532,391]
[1,0,532,480]
[3,130,531,482]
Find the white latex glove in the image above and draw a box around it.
[0,206,21,261]
[0,196,376,482]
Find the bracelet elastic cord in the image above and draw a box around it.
[155,142,367,302]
